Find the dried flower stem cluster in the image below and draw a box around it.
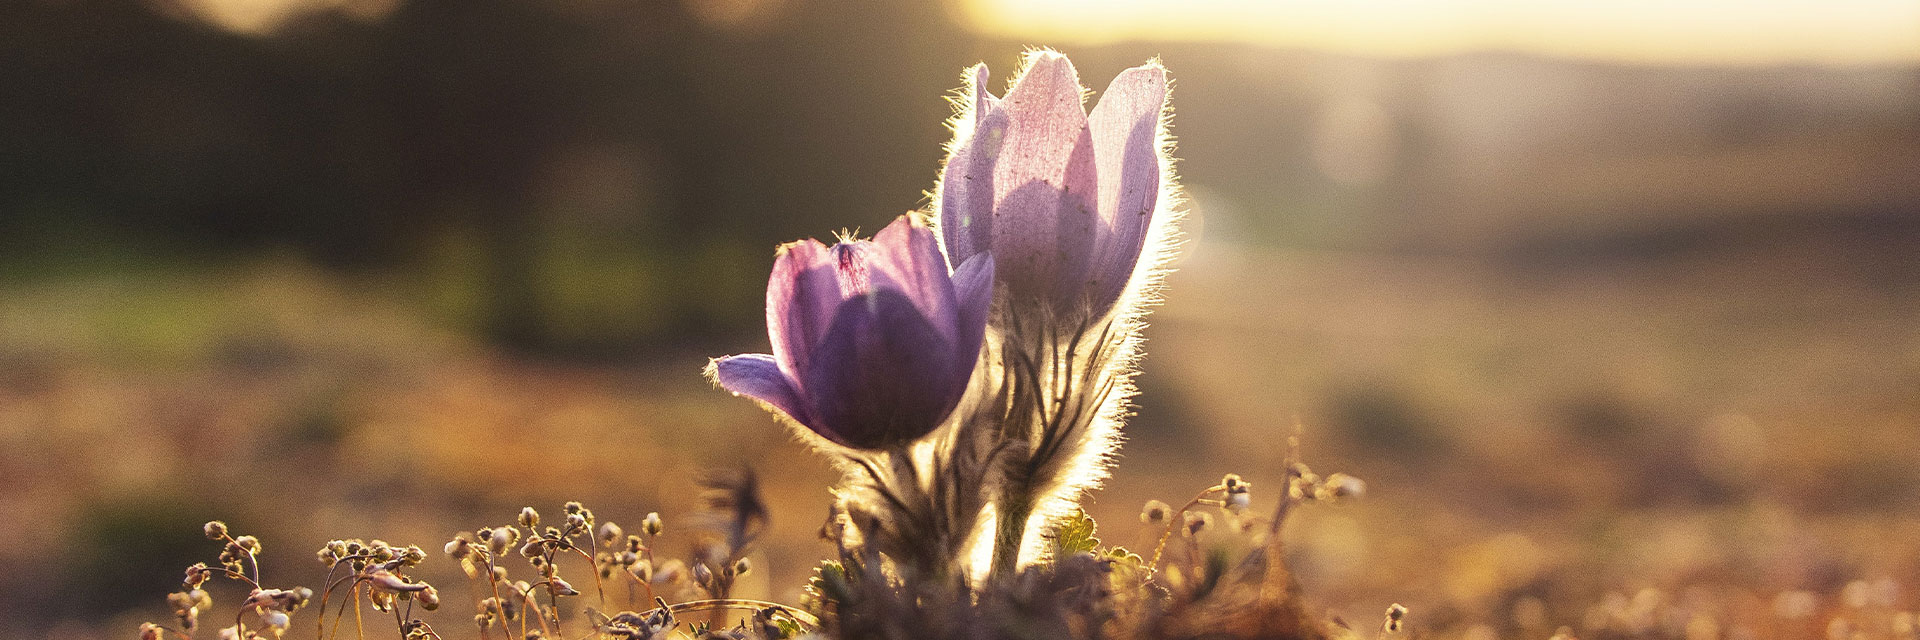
[148,493,817,640]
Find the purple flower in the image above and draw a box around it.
[710,215,994,450]
[939,51,1169,318]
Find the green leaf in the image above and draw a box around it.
[1050,508,1101,557]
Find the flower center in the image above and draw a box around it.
[831,242,871,296]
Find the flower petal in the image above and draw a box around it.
[950,252,994,369]
[992,51,1099,306]
[941,64,1005,269]
[767,239,842,385]
[1085,62,1168,314]
[711,354,812,428]
[801,290,962,449]
[863,215,959,346]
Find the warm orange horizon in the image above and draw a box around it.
[961,0,1920,65]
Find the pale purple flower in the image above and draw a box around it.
[939,51,1169,318]
[710,215,994,450]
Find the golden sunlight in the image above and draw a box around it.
[960,0,1920,64]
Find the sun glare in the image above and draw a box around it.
[961,0,1920,64]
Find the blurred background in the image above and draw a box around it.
[3,0,1918,638]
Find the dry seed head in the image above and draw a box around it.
[732,557,752,576]
[203,521,229,540]
[488,527,517,555]
[167,592,194,615]
[1141,500,1172,525]
[445,537,472,559]
[642,512,663,536]
[1183,512,1211,536]
[1320,473,1366,501]
[184,563,210,589]
[597,522,623,546]
[653,559,685,584]
[233,535,261,553]
[1385,603,1408,633]
[1225,491,1252,512]
[402,546,427,565]
[518,507,540,529]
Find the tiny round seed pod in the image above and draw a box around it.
[1385,603,1408,633]
[1183,512,1211,536]
[1140,500,1172,525]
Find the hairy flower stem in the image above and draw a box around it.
[984,309,1125,584]
[850,445,976,582]
[989,488,1032,582]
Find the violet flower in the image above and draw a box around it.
[709,215,994,450]
[938,51,1169,319]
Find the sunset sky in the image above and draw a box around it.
[960,0,1920,64]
